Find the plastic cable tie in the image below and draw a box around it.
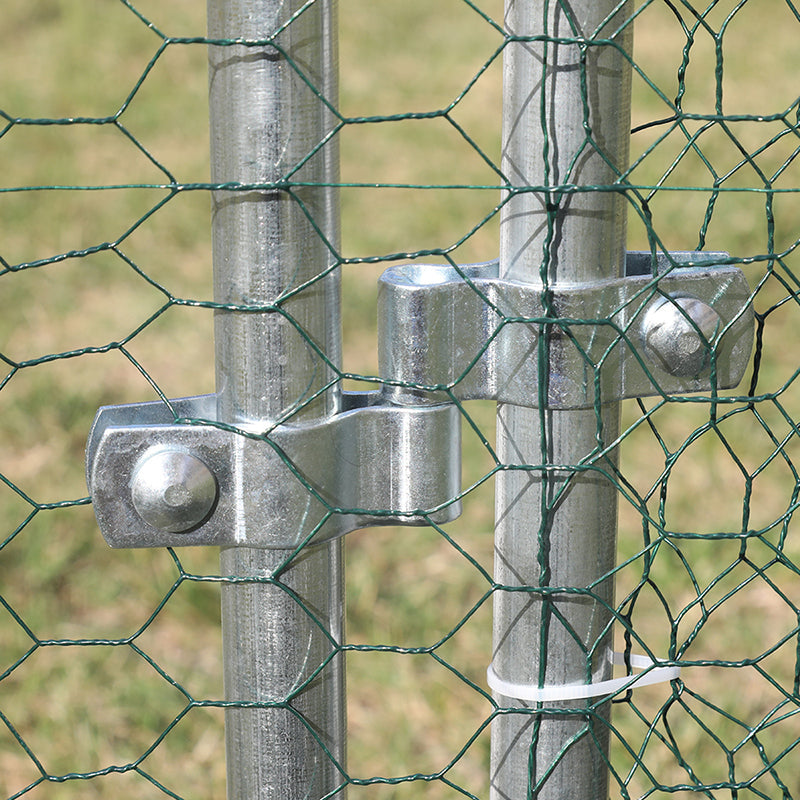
[486,652,680,703]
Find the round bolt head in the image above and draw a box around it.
[642,295,721,377]
[131,450,218,533]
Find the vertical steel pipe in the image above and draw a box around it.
[492,1,632,798]
[207,1,344,798]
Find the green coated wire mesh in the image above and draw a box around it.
[1,0,799,798]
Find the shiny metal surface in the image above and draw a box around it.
[208,0,341,426]
[87,249,753,546]
[491,2,634,798]
[130,449,218,533]
[206,1,344,798]
[642,294,722,377]
[220,544,346,800]
[87,393,461,549]
[379,255,752,408]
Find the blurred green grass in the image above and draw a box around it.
[1,1,800,798]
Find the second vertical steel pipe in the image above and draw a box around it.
[492,1,633,797]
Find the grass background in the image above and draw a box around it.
[1,0,800,798]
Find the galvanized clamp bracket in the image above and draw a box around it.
[87,392,461,549]
[86,250,753,549]
[379,251,753,409]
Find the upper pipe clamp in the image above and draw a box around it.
[378,252,753,410]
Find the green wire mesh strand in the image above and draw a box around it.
[1,0,799,798]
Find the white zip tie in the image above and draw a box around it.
[486,652,681,703]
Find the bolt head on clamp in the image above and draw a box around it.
[641,294,722,378]
[131,449,219,533]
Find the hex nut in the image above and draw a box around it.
[642,294,722,377]
[131,449,218,533]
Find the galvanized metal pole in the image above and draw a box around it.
[207,2,344,798]
[492,1,632,798]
